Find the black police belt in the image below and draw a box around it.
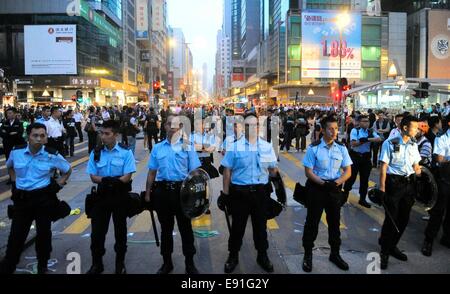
[155,181,183,191]
[350,150,371,158]
[387,173,416,183]
[14,184,54,200]
[231,183,266,193]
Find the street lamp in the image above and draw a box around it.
[336,12,350,134]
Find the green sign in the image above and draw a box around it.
[80,0,122,46]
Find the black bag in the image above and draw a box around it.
[127,192,144,218]
[293,182,307,206]
[7,205,14,219]
[51,200,71,222]
[85,187,97,219]
[266,198,283,220]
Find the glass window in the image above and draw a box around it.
[362,25,381,41]
[289,67,300,81]
[288,44,301,60]
[362,46,381,61]
[361,67,380,81]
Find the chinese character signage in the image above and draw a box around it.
[136,0,149,40]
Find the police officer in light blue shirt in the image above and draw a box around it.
[301,115,352,273]
[144,114,201,275]
[378,116,422,270]
[0,123,72,274]
[85,120,136,275]
[35,106,51,124]
[422,115,450,256]
[220,113,279,274]
[343,115,381,208]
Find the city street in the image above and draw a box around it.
[1,133,448,274]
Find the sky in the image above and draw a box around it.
[167,0,223,90]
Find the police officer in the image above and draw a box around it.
[378,116,422,269]
[144,114,201,274]
[220,113,279,273]
[35,106,51,124]
[343,115,381,208]
[302,115,352,272]
[86,120,136,274]
[0,107,26,162]
[422,114,450,256]
[0,123,72,274]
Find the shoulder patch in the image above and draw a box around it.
[311,140,321,147]
[118,143,129,150]
[44,146,59,155]
[13,144,27,150]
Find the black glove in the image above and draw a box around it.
[217,191,230,212]
[359,137,369,143]
[101,176,122,187]
[323,181,339,193]
[49,178,63,194]
[11,181,17,195]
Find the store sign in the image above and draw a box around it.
[152,0,164,32]
[136,0,149,40]
[25,25,77,75]
[140,50,151,62]
[301,11,361,79]
[15,79,34,85]
[70,77,100,87]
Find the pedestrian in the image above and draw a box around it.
[85,120,136,274]
[301,115,352,272]
[0,123,72,274]
[144,114,201,274]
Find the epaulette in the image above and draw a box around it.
[334,140,345,146]
[389,137,400,145]
[44,146,59,155]
[311,140,321,147]
[118,143,129,150]
[13,144,27,150]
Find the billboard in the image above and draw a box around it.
[301,11,361,79]
[25,25,77,75]
[136,0,149,40]
[427,10,450,79]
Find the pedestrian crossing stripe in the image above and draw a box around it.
[267,219,279,230]
[192,214,211,227]
[62,213,91,234]
[129,211,152,232]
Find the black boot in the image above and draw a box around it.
[0,260,15,274]
[380,252,389,270]
[302,249,313,273]
[358,199,371,209]
[389,247,407,261]
[329,250,349,271]
[156,255,174,274]
[86,256,104,274]
[224,252,239,273]
[256,251,274,273]
[37,259,49,274]
[185,256,199,274]
[421,239,433,257]
[115,253,127,274]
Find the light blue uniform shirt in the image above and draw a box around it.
[433,130,450,160]
[35,117,49,124]
[87,143,136,177]
[379,135,421,176]
[303,139,353,180]
[190,132,216,158]
[6,145,71,191]
[221,137,278,185]
[350,127,380,154]
[148,138,201,181]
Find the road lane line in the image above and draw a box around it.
[62,213,91,234]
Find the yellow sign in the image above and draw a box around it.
[100,78,138,94]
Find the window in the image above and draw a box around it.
[361,67,380,81]
[362,46,381,61]
[362,25,381,42]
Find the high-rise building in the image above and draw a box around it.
[151,0,168,88]
[202,63,208,94]
[0,0,130,105]
[135,0,152,104]
[231,0,242,60]
[382,0,450,14]
[240,0,260,59]
[122,0,137,87]
[169,27,193,99]
[223,0,233,38]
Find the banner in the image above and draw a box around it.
[301,11,361,79]
[136,0,149,40]
[428,10,450,79]
[25,25,77,75]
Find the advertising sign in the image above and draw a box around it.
[301,11,361,79]
[428,10,450,79]
[136,0,149,40]
[25,25,77,75]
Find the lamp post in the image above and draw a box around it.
[336,12,350,134]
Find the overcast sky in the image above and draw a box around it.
[167,0,223,89]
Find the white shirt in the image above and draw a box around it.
[73,112,83,123]
[45,117,65,138]
[101,110,111,121]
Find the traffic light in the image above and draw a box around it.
[338,78,348,91]
[153,80,161,94]
[334,90,342,102]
